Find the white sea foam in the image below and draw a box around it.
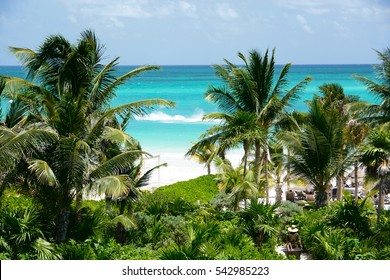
[135,108,216,123]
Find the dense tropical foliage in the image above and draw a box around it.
[0,31,389,260]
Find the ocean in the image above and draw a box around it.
[0,64,378,186]
[113,64,376,154]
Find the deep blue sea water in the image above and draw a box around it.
[0,64,377,155]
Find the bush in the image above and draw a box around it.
[154,175,218,204]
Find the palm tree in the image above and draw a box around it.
[344,119,369,202]
[187,110,264,177]
[268,142,288,204]
[0,30,174,242]
[237,199,279,247]
[359,127,390,220]
[353,47,390,125]
[284,97,346,208]
[187,143,216,175]
[215,158,258,211]
[205,49,311,202]
[317,83,360,200]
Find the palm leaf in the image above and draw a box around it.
[111,214,137,230]
[134,163,167,189]
[0,129,58,167]
[92,174,132,197]
[32,238,62,260]
[86,99,175,144]
[28,159,58,187]
[90,150,144,179]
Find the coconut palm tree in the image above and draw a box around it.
[0,30,174,242]
[187,143,216,175]
[359,127,390,220]
[317,83,361,200]
[283,97,346,208]
[353,47,390,126]
[205,49,311,202]
[344,119,369,201]
[187,110,265,177]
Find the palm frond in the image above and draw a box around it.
[205,85,240,114]
[111,214,137,230]
[134,163,167,189]
[0,129,58,168]
[101,65,161,96]
[90,150,143,179]
[28,159,58,187]
[32,238,62,260]
[92,174,132,197]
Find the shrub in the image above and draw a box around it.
[154,175,218,204]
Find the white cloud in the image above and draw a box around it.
[276,0,331,14]
[179,1,197,18]
[108,16,125,28]
[276,0,390,19]
[216,3,239,20]
[67,14,78,24]
[296,14,314,34]
[79,3,151,18]
[333,21,349,35]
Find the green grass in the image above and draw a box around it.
[154,174,219,204]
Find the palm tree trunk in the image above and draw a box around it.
[75,192,83,224]
[56,207,70,242]
[287,149,291,190]
[242,140,249,178]
[354,160,359,202]
[276,182,282,204]
[336,176,343,201]
[264,147,269,204]
[254,140,262,184]
[105,194,112,211]
[207,163,211,175]
[316,188,328,208]
[377,179,383,222]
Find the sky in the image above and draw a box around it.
[0,0,389,66]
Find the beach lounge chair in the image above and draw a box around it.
[305,193,315,202]
[286,190,295,202]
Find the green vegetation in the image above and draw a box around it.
[0,31,389,260]
[154,175,218,204]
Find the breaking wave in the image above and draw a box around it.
[135,109,214,123]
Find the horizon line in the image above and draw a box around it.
[0,63,377,67]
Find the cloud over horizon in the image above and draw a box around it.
[0,0,389,65]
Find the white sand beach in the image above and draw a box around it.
[142,149,244,189]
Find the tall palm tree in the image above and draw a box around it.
[344,119,369,202]
[283,97,346,208]
[317,83,360,200]
[0,30,174,242]
[274,110,307,191]
[359,127,390,220]
[353,47,390,126]
[205,49,311,202]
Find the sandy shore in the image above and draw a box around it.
[141,149,244,190]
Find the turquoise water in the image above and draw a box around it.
[0,64,377,154]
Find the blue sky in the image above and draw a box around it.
[1,0,389,65]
